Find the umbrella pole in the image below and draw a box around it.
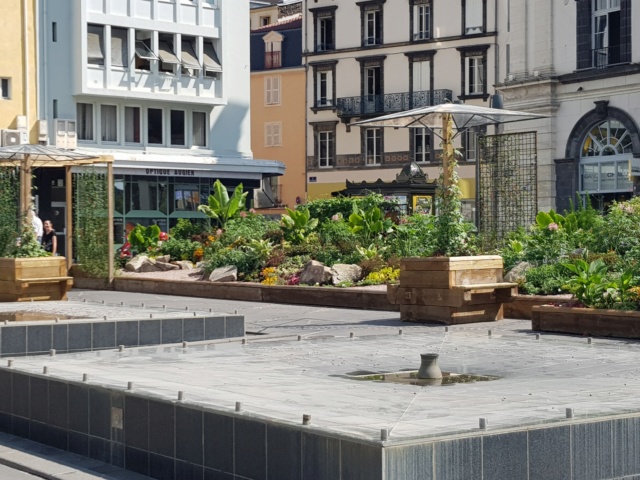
[20,154,32,217]
[441,113,453,190]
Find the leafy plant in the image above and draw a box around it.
[13,222,48,258]
[563,259,618,308]
[359,267,400,286]
[0,168,20,257]
[301,194,399,223]
[522,264,572,295]
[74,169,110,277]
[356,243,388,260]
[280,208,318,245]
[169,218,202,240]
[348,203,392,242]
[198,180,248,228]
[159,237,200,261]
[128,224,161,255]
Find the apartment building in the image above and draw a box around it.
[37,0,284,244]
[303,0,499,218]
[250,2,306,212]
[497,0,640,212]
[0,0,38,146]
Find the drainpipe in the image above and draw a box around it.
[303,0,309,202]
[23,0,30,134]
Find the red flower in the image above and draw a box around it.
[159,232,169,241]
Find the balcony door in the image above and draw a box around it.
[364,66,381,114]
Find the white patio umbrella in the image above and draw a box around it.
[355,103,548,188]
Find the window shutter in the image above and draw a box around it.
[273,77,280,104]
[576,0,592,69]
[465,0,483,33]
[265,77,272,105]
[620,0,631,63]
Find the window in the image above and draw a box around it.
[170,110,185,146]
[264,41,282,69]
[318,131,334,167]
[312,122,337,168]
[87,24,105,66]
[101,105,118,142]
[317,71,332,107]
[134,31,155,71]
[265,76,281,105]
[180,37,201,76]
[147,108,163,144]
[265,122,282,147]
[77,103,94,141]
[1,79,9,99]
[125,107,141,144]
[463,0,485,35]
[52,22,57,42]
[466,56,484,94]
[311,6,337,52]
[158,34,179,73]
[412,1,431,41]
[311,62,336,110]
[592,0,622,67]
[458,46,489,100]
[361,3,383,47]
[192,112,207,147]
[577,0,630,69]
[463,127,484,162]
[203,39,222,77]
[364,128,382,165]
[412,60,431,93]
[260,16,271,27]
[111,27,129,68]
[413,128,431,163]
[53,99,58,118]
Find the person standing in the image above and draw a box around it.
[31,209,43,242]
[41,220,57,255]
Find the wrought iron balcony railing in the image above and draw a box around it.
[336,89,453,118]
[265,51,281,69]
[592,46,621,68]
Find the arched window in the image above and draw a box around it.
[581,119,633,157]
[580,119,633,201]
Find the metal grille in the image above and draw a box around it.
[478,131,538,243]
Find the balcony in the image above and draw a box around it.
[336,89,453,119]
[591,46,622,69]
[265,51,281,69]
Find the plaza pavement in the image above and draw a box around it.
[3,288,640,478]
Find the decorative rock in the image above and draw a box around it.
[156,260,180,271]
[174,261,195,270]
[138,258,163,273]
[300,260,332,285]
[125,255,149,272]
[331,264,363,285]
[155,255,171,264]
[504,261,533,284]
[208,266,238,282]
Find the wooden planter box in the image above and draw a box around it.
[0,257,73,302]
[532,305,640,339]
[388,255,517,325]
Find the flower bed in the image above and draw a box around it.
[532,305,640,339]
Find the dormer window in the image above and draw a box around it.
[263,31,283,69]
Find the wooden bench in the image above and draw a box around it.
[10,276,74,302]
[452,282,518,306]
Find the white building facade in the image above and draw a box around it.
[303,0,499,217]
[497,0,640,212]
[38,0,284,243]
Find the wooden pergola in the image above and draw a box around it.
[0,145,115,282]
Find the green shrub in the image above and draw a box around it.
[204,248,261,276]
[384,214,437,258]
[169,218,204,240]
[219,215,279,247]
[159,237,200,261]
[317,219,358,252]
[522,264,572,295]
[300,194,399,223]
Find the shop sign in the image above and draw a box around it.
[631,158,640,177]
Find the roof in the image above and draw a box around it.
[251,13,302,32]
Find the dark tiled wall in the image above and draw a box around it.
[0,315,244,357]
[0,371,383,480]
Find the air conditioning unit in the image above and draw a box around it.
[38,120,49,144]
[16,115,27,130]
[532,70,540,77]
[1,129,23,147]
[507,74,515,81]
[54,119,77,150]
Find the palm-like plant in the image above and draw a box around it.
[198,180,248,228]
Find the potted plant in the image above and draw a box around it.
[0,222,73,302]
